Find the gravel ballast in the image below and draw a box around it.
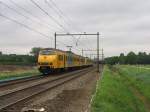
[3,69,100,112]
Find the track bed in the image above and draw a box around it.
[0,67,97,112]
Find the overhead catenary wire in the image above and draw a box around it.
[30,0,80,48]
[35,0,86,52]
[44,0,62,19]
[0,0,84,54]
[48,0,78,31]
[0,13,51,39]
[47,0,85,47]
[45,0,75,32]
[1,0,59,32]
[9,0,62,31]
[0,1,28,19]
[45,0,81,43]
[0,13,75,49]
[29,0,69,33]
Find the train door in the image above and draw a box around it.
[67,52,72,67]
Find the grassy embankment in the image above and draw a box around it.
[92,65,150,112]
[0,68,40,80]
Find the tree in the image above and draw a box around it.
[119,53,125,64]
[0,51,2,55]
[30,47,42,61]
[30,47,41,57]
[137,52,150,64]
[104,51,150,65]
[126,51,137,64]
[105,56,119,65]
[147,53,150,64]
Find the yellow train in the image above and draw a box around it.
[38,48,93,74]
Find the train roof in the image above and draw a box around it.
[42,48,66,53]
[42,48,92,59]
[41,48,92,60]
[41,48,79,55]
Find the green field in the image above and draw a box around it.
[0,68,40,81]
[92,65,150,112]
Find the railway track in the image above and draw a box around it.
[0,70,71,88]
[0,69,85,96]
[0,68,85,89]
[0,67,93,111]
[0,75,43,88]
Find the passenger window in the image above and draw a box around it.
[58,55,63,61]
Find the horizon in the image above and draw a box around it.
[0,48,150,58]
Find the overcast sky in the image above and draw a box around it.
[0,0,150,57]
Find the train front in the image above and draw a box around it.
[38,49,57,74]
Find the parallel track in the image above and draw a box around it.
[0,68,87,88]
[0,70,71,88]
[0,67,93,111]
[0,69,85,96]
[0,75,43,88]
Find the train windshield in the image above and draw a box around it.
[39,50,55,55]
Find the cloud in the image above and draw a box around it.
[0,0,150,57]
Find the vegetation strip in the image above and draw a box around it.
[114,66,150,112]
[92,66,149,112]
[105,51,150,65]
[116,66,150,111]
[0,69,40,81]
[118,66,150,100]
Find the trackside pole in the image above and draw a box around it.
[55,32,56,49]
[97,32,100,73]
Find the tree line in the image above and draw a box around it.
[105,51,150,65]
[0,47,41,65]
[2,48,149,66]
[0,54,36,65]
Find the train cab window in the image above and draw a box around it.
[39,50,55,55]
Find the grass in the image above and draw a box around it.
[0,68,40,81]
[92,66,148,112]
[117,65,150,102]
